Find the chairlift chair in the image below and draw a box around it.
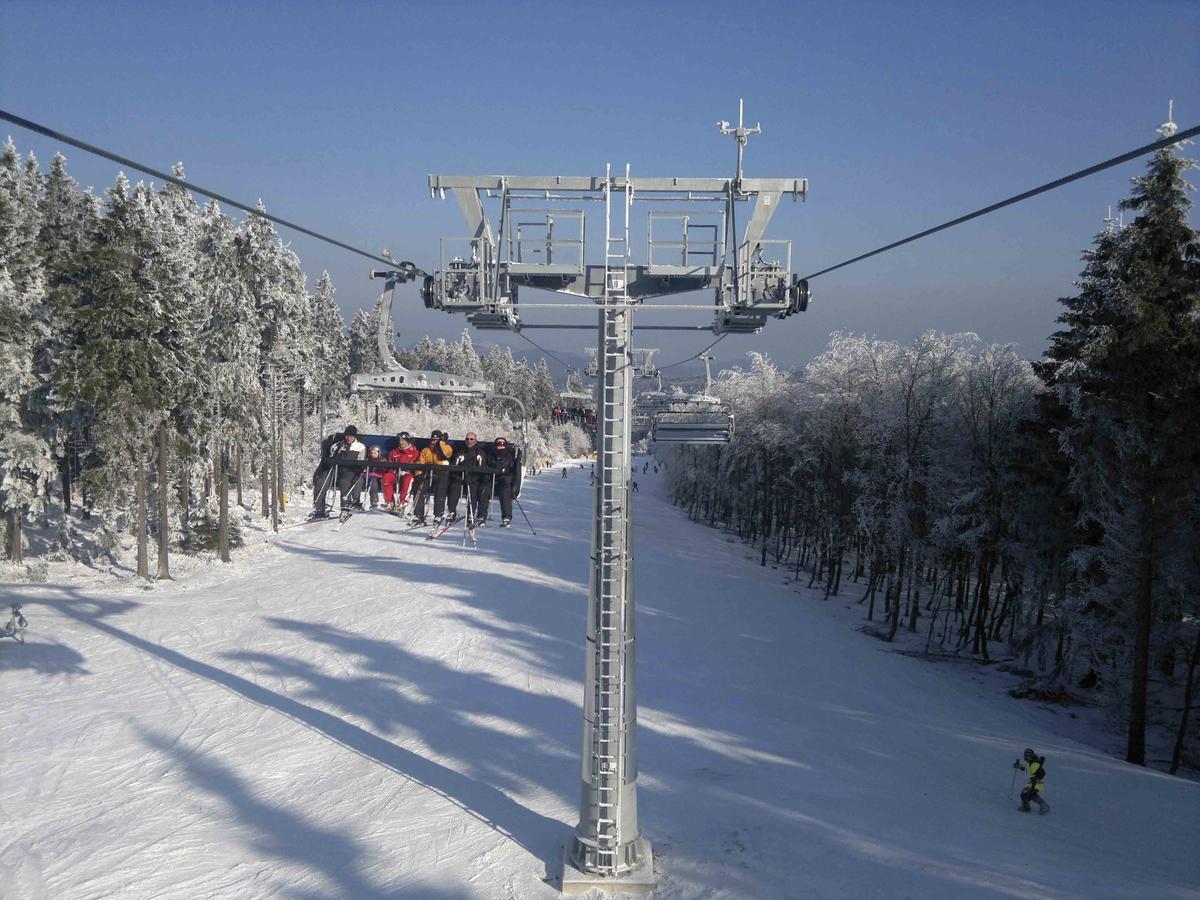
[650,396,734,444]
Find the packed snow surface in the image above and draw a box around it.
[3,466,1198,898]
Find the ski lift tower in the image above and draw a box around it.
[422,102,809,894]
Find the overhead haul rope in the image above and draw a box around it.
[800,122,1200,281]
[658,334,728,371]
[0,108,396,267]
[514,329,575,371]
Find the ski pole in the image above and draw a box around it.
[1009,760,1019,799]
[514,496,537,535]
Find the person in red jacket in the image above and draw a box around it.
[385,433,420,512]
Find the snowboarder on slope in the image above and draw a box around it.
[1014,748,1050,814]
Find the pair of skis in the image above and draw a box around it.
[424,514,477,548]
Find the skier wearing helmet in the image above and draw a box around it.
[1013,748,1050,814]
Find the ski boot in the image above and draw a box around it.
[501,518,511,528]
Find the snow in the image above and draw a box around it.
[3,464,1198,899]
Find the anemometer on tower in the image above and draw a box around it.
[358,101,810,894]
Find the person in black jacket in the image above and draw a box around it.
[479,436,517,527]
[309,425,365,518]
[448,432,488,523]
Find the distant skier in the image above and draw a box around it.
[561,467,568,478]
[1014,748,1050,814]
[632,480,639,492]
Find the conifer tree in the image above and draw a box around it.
[0,139,54,561]
[196,200,262,558]
[307,270,349,398]
[1047,116,1200,764]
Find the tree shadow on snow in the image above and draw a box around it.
[137,725,412,899]
[224,615,581,801]
[36,587,566,880]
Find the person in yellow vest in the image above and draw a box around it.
[1014,748,1049,814]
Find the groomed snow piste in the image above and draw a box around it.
[3,466,1198,899]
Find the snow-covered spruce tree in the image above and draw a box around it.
[195,200,263,559]
[448,330,484,379]
[145,167,206,579]
[238,206,309,516]
[0,139,55,562]
[305,270,349,412]
[53,175,189,579]
[1046,119,1200,765]
[37,152,102,514]
[348,307,382,382]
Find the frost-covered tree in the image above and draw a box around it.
[0,139,54,561]
[306,270,349,398]
[348,307,381,378]
[52,174,197,579]
[1046,119,1200,764]
[196,200,263,559]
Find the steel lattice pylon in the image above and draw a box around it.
[419,104,808,894]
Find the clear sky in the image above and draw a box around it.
[2,0,1197,378]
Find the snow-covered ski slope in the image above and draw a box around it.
[3,467,1198,899]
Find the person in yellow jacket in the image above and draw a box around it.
[413,429,454,524]
[1014,748,1050,814]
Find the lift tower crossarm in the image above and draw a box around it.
[430,174,806,196]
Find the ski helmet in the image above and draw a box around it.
[1023,748,1035,761]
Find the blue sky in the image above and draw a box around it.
[2,0,1197,376]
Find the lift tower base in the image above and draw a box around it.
[561,839,655,896]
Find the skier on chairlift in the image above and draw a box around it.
[365,446,385,509]
[413,429,453,525]
[480,436,517,527]
[385,433,419,514]
[308,425,365,520]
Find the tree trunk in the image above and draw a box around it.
[61,455,73,514]
[156,421,172,580]
[235,445,243,507]
[260,453,269,518]
[1127,531,1155,766]
[179,458,191,539]
[6,507,22,563]
[886,549,905,641]
[217,443,230,563]
[1169,627,1200,775]
[135,449,149,580]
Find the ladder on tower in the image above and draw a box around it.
[604,162,631,303]
[591,163,633,875]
